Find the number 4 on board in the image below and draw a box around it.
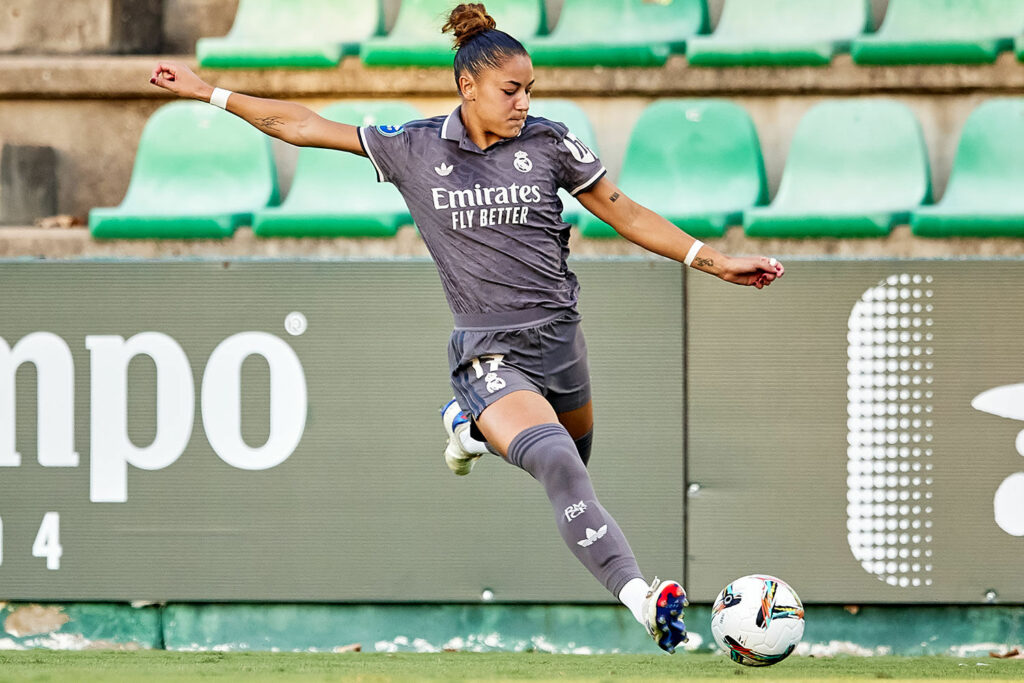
[32,512,62,570]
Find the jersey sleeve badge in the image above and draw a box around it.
[375,124,405,137]
[562,132,597,164]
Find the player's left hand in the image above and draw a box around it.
[721,255,785,289]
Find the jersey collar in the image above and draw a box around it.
[441,105,523,155]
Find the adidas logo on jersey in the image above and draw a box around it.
[435,162,453,177]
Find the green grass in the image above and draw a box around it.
[0,652,1021,682]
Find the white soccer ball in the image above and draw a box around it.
[710,574,805,667]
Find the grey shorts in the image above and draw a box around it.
[448,310,592,418]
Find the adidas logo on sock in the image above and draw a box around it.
[577,525,607,547]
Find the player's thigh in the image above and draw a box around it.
[557,400,593,440]
[475,389,560,457]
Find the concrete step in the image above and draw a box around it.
[2,53,1024,100]
[1,226,1022,260]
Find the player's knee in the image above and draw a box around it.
[527,431,589,493]
[541,439,588,489]
[508,423,585,486]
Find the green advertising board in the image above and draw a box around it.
[0,259,684,602]
[2,258,1021,605]
[687,260,1024,603]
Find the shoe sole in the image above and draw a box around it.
[444,442,480,476]
[441,398,486,476]
[442,399,473,475]
[652,583,689,654]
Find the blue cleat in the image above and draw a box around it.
[642,577,689,654]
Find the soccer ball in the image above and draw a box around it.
[710,574,805,667]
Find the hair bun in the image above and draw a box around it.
[442,3,497,50]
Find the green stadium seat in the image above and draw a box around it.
[851,0,1024,65]
[579,99,767,239]
[525,0,707,68]
[527,99,600,225]
[744,100,931,238]
[912,99,1024,237]
[197,0,383,68]
[90,102,279,239]
[686,0,870,67]
[252,102,420,238]
[361,0,545,67]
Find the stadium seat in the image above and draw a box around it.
[90,102,279,239]
[744,100,931,238]
[252,102,420,238]
[851,0,1024,65]
[197,0,383,68]
[912,99,1024,237]
[525,0,707,68]
[527,99,600,225]
[579,99,767,238]
[361,0,546,67]
[686,0,870,67]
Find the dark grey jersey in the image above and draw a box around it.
[358,106,606,329]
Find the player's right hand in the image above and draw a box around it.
[720,255,785,289]
[150,61,211,101]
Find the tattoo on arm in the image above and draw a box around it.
[694,257,714,268]
[255,116,284,131]
[609,192,620,203]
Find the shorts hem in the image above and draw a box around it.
[547,387,592,415]
[456,384,544,420]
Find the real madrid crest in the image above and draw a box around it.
[513,150,533,173]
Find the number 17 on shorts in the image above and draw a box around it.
[471,354,507,394]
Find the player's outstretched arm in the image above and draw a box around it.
[149,61,364,155]
[578,177,784,289]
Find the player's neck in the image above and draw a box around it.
[460,104,503,151]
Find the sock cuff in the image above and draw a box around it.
[607,562,646,597]
[506,422,571,468]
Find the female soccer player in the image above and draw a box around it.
[150,3,783,654]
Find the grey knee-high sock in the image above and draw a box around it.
[507,423,642,596]
[574,429,594,467]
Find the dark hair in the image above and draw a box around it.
[442,3,529,94]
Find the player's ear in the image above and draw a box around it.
[460,73,477,102]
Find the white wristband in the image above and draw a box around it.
[684,240,705,267]
[210,87,232,110]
